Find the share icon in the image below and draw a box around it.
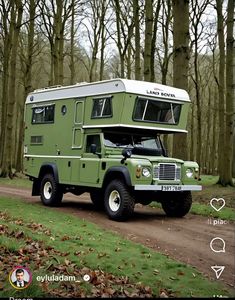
[211,266,225,279]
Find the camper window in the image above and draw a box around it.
[133,98,181,125]
[32,104,55,124]
[91,97,112,118]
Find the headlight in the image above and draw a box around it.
[186,168,193,178]
[142,167,151,177]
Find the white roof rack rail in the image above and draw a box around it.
[34,85,62,92]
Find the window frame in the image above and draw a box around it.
[31,103,55,124]
[91,95,113,119]
[132,97,181,125]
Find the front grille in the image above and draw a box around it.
[153,163,181,181]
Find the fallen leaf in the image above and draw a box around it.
[61,235,70,241]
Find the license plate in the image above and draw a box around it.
[161,185,182,191]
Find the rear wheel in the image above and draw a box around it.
[40,174,63,206]
[104,180,135,221]
[161,191,192,217]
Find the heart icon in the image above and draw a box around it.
[210,198,225,212]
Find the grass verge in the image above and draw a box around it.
[0,177,32,189]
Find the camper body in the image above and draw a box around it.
[23,79,201,221]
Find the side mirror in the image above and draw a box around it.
[122,149,132,159]
[121,149,132,163]
[90,144,97,154]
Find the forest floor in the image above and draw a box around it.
[0,181,234,295]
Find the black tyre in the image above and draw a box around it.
[161,191,192,217]
[104,180,135,221]
[90,189,104,210]
[40,174,63,206]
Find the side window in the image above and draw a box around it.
[86,135,101,153]
[32,104,55,124]
[91,97,112,118]
[133,98,181,124]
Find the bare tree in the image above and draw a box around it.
[156,0,170,85]
[172,0,190,160]
[39,0,72,85]
[90,0,107,82]
[17,0,38,172]
[112,0,134,78]
[143,0,153,81]
[0,0,23,177]
[215,0,226,184]
[133,0,141,80]
[224,0,234,185]
[189,0,209,168]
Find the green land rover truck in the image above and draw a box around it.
[23,78,201,221]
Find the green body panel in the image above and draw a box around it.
[69,92,190,132]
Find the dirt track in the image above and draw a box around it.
[0,185,234,291]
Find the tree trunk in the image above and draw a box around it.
[2,0,23,177]
[205,87,211,174]
[211,89,218,175]
[194,37,202,168]
[70,0,75,85]
[0,41,11,173]
[144,0,153,81]
[233,132,235,178]
[99,20,105,81]
[99,0,106,81]
[53,0,63,85]
[224,0,234,185]
[133,0,141,80]
[114,0,124,77]
[16,0,36,172]
[150,0,161,83]
[126,44,132,79]
[190,101,195,161]
[216,0,226,185]
[172,0,190,160]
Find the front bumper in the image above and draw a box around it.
[134,185,202,191]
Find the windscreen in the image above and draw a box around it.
[104,133,163,152]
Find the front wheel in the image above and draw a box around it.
[104,180,135,221]
[161,191,192,217]
[40,174,63,206]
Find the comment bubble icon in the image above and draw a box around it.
[210,237,226,253]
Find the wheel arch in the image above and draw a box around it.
[102,166,132,189]
[32,163,59,196]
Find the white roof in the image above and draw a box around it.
[26,78,190,104]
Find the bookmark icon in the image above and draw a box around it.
[211,266,225,279]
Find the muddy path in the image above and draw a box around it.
[0,185,234,291]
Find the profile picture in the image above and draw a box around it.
[9,266,32,289]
